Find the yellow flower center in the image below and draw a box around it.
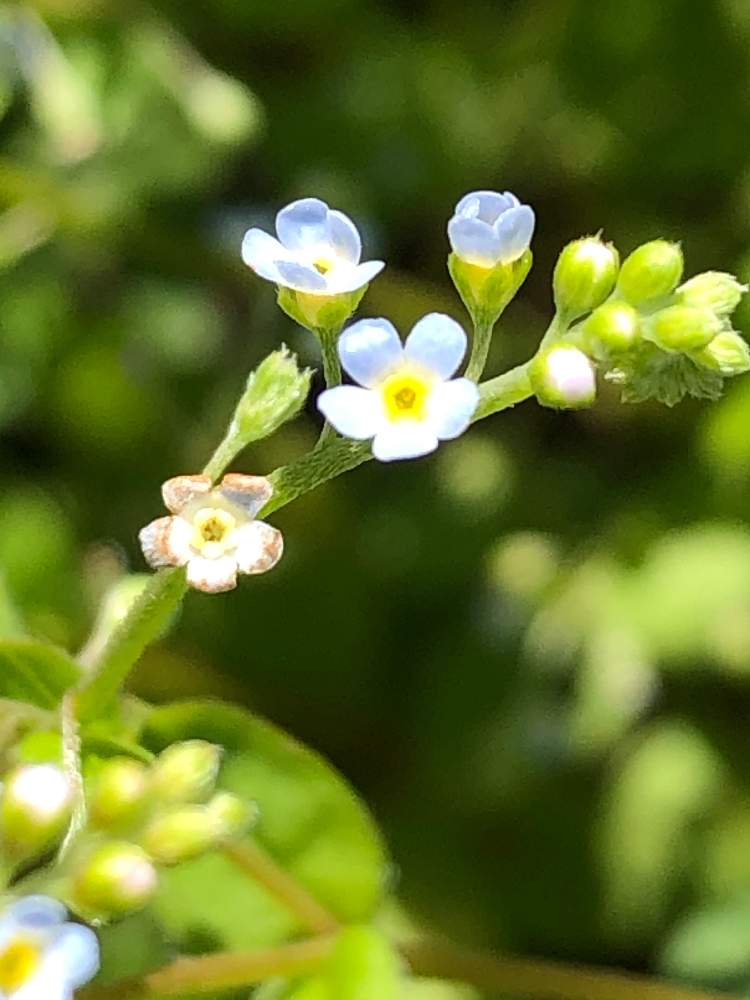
[0,937,40,993]
[191,507,237,559]
[381,370,431,422]
[313,257,333,274]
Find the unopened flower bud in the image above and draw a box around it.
[448,249,532,327]
[552,237,619,320]
[693,330,750,376]
[142,806,220,865]
[206,792,257,839]
[647,305,722,352]
[529,345,597,409]
[676,271,747,317]
[72,842,157,918]
[231,347,312,446]
[583,301,640,355]
[617,240,684,306]
[0,764,71,862]
[151,740,221,804]
[89,759,149,831]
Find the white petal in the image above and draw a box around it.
[317,385,383,439]
[404,313,467,379]
[427,377,479,439]
[494,204,535,263]
[162,474,211,514]
[455,190,515,224]
[218,474,273,518]
[47,924,100,988]
[139,516,192,569]
[275,198,329,251]
[324,259,384,294]
[5,897,66,930]
[15,967,69,1000]
[327,209,361,263]
[274,260,328,293]
[447,216,501,267]
[338,318,403,387]
[372,424,439,462]
[241,229,291,283]
[186,556,238,594]
[234,521,284,575]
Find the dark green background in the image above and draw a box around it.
[3,0,750,987]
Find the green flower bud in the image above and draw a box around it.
[583,301,640,355]
[151,740,221,804]
[0,764,71,862]
[693,330,750,376]
[676,271,747,317]
[89,759,149,831]
[231,347,312,445]
[142,806,220,865]
[206,792,257,839]
[647,305,722,352]
[529,344,597,409]
[617,240,684,306]
[448,249,532,327]
[552,237,619,320]
[277,286,366,334]
[72,842,157,918]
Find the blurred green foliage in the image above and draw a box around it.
[3,0,750,991]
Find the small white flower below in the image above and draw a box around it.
[448,189,535,268]
[317,314,479,461]
[139,473,283,594]
[0,895,99,1000]
[242,197,384,295]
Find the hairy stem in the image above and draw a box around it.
[465,318,495,382]
[317,327,342,388]
[223,839,339,935]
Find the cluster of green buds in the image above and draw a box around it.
[534,236,749,408]
[0,741,255,923]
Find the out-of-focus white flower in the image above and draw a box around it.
[139,473,283,594]
[448,190,535,268]
[241,198,384,295]
[317,314,479,462]
[0,896,99,999]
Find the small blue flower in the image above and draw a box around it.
[0,896,99,999]
[448,190,535,268]
[242,198,384,295]
[318,313,479,461]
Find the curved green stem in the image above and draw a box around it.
[317,327,342,388]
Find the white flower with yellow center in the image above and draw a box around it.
[139,473,283,594]
[448,190,535,268]
[0,896,98,1000]
[241,197,384,295]
[317,314,480,461]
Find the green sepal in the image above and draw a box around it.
[606,343,725,406]
[277,285,367,335]
[448,249,532,328]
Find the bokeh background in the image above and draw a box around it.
[2,0,750,989]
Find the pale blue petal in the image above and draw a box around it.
[455,190,515,224]
[338,318,403,387]
[274,260,328,293]
[317,386,383,439]
[241,229,289,283]
[276,198,329,251]
[49,924,100,988]
[372,424,438,462]
[427,377,479,439]
[448,216,501,267]
[404,313,467,379]
[7,896,66,929]
[494,204,535,263]
[327,210,361,263]
[326,259,384,294]
[501,190,520,209]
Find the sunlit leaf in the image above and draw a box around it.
[0,638,79,709]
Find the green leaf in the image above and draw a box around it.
[326,926,403,999]
[0,638,80,709]
[606,344,724,406]
[141,700,389,951]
